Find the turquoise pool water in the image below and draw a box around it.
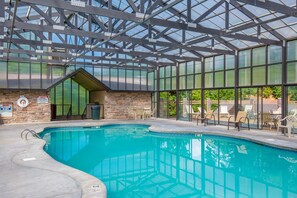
[41,124,297,198]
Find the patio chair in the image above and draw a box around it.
[244,105,253,113]
[289,109,297,116]
[228,111,250,131]
[185,105,200,119]
[262,112,275,129]
[220,105,230,118]
[244,104,257,123]
[271,106,282,115]
[277,115,297,138]
[197,110,216,126]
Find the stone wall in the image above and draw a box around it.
[104,92,151,119]
[0,90,51,124]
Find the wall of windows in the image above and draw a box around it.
[0,61,61,89]
[238,45,282,87]
[50,78,89,116]
[0,61,153,91]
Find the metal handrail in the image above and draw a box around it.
[21,129,41,140]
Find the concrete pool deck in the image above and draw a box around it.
[1,118,297,198]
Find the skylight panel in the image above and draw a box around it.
[276,26,297,38]
[282,17,297,25]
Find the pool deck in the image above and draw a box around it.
[1,118,297,198]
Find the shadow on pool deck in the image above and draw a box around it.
[1,118,297,198]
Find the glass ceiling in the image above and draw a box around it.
[0,0,297,68]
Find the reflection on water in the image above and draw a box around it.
[42,125,297,198]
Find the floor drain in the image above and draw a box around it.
[22,157,36,161]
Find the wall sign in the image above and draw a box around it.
[0,103,13,117]
[17,96,29,108]
[37,96,49,104]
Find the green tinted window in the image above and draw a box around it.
[287,62,297,83]
[215,71,224,87]
[205,58,213,72]
[239,68,251,86]
[268,45,282,64]
[268,64,282,85]
[252,66,266,85]
[226,70,234,87]
[252,47,266,66]
[239,50,251,68]
[205,73,213,88]
[195,74,201,88]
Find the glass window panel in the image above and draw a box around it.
[187,75,194,89]
[52,67,64,83]
[205,57,213,72]
[287,40,297,61]
[50,88,55,104]
[268,64,282,85]
[179,63,186,75]
[252,66,266,85]
[42,64,51,89]
[126,69,133,90]
[19,62,30,89]
[187,61,194,74]
[118,69,125,90]
[205,73,213,88]
[172,77,176,90]
[252,47,266,66]
[226,70,234,87]
[102,68,110,86]
[165,78,171,90]
[268,45,282,64]
[239,50,251,68]
[215,55,224,71]
[110,68,118,90]
[226,55,235,69]
[160,67,165,78]
[195,61,201,73]
[8,61,18,88]
[134,70,140,90]
[31,63,41,89]
[94,67,102,81]
[195,74,201,88]
[179,76,186,89]
[55,84,63,116]
[141,70,147,91]
[148,71,154,91]
[165,66,171,77]
[239,68,251,86]
[63,79,71,115]
[0,61,7,88]
[215,71,224,87]
[79,85,87,114]
[85,66,93,75]
[160,79,164,91]
[287,62,297,83]
[71,82,79,115]
[172,66,176,77]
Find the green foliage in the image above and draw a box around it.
[263,87,272,99]
[241,88,257,98]
[271,86,281,99]
[289,87,297,101]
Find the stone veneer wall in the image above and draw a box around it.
[0,90,51,124]
[104,92,151,119]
